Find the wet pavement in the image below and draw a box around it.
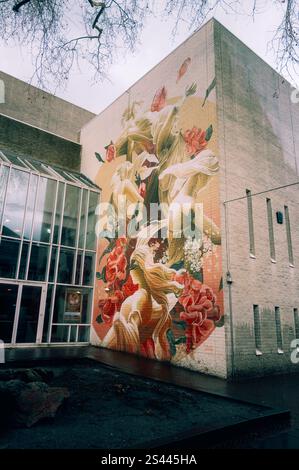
[4,345,299,448]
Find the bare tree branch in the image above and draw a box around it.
[0,0,297,89]
[12,0,32,12]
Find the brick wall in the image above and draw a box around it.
[214,19,299,379]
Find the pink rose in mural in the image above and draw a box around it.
[106,237,127,287]
[105,141,117,162]
[183,127,207,156]
[151,86,167,112]
[175,271,221,353]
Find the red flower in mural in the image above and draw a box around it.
[174,271,221,353]
[122,274,139,298]
[106,236,127,287]
[140,338,156,359]
[98,290,124,325]
[105,141,117,162]
[98,275,138,325]
[176,57,191,83]
[138,182,146,198]
[151,86,167,112]
[183,127,207,156]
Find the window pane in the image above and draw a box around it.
[42,285,53,343]
[86,191,98,250]
[0,283,18,343]
[2,168,29,238]
[53,183,65,244]
[28,243,49,281]
[61,185,80,247]
[16,285,41,343]
[57,247,75,284]
[51,325,69,343]
[23,174,38,240]
[52,286,92,324]
[0,165,9,224]
[32,177,56,243]
[75,251,83,285]
[48,246,58,282]
[83,252,95,286]
[18,242,29,279]
[70,325,77,342]
[78,326,90,342]
[78,189,87,248]
[0,238,20,278]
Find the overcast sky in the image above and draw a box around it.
[0,2,292,114]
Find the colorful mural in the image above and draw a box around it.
[92,57,224,368]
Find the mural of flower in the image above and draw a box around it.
[183,127,207,156]
[98,291,123,325]
[122,274,139,298]
[174,271,221,353]
[176,57,191,83]
[98,275,139,325]
[94,56,224,372]
[105,141,117,162]
[106,237,128,287]
[151,86,167,112]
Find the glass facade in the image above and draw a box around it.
[0,150,100,345]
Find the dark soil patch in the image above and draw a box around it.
[0,361,283,449]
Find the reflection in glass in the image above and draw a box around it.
[18,242,29,279]
[78,189,87,248]
[53,183,64,244]
[0,238,20,278]
[16,285,41,343]
[0,284,18,343]
[83,252,95,286]
[23,174,38,239]
[86,191,98,250]
[2,168,29,238]
[28,243,49,281]
[61,185,80,247]
[75,251,83,285]
[32,177,56,243]
[0,166,9,224]
[57,248,74,284]
[48,246,58,282]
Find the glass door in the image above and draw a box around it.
[0,283,18,343]
[15,285,43,343]
[0,282,46,345]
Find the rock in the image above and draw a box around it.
[0,380,70,428]
[33,368,54,383]
[0,368,54,383]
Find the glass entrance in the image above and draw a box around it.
[0,284,18,343]
[0,282,46,345]
[16,286,42,343]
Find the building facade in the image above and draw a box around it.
[80,19,299,379]
[0,19,298,379]
[0,73,99,349]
